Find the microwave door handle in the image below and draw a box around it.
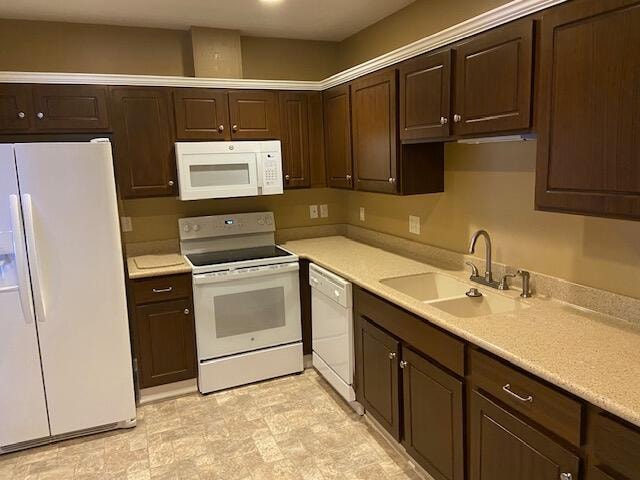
[8,194,35,324]
[256,154,264,188]
[21,194,46,323]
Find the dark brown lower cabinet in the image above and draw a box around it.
[588,466,617,480]
[356,316,401,440]
[136,299,196,388]
[130,273,197,389]
[469,390,580,480]
[401,346,463,480]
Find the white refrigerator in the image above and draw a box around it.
[0,140,136,452]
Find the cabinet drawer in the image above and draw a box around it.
[132,273,192,304]
[470,349,582,446]
[592,412,640,480]
[354,287,464,376]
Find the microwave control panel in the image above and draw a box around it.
[260,152,283,195]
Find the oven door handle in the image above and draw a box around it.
[193,262,299,285]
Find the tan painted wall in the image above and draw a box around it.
[0,19,195,76]
[121,189,347,244]
[0,19,338,80]
[241,37,339,80]
[337,0,512,69]
[191,27,243,78]
[346,142,640,299]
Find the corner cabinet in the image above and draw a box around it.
[452,20,533,136]
[351,69,399,194]
[278,91,326,188]
[323,84,353,189]
[535,0,640,220]
[110,87,177,198]
[399,50,452,141]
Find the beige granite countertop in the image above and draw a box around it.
[127,254,191,279]
[284,236,640,428]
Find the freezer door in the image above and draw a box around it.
[14,142,135,436]
[0,144,50,448]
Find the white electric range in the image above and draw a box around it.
[179,212,302,394]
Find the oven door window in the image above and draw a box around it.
[214,286,285,338]
[193,268,301,360]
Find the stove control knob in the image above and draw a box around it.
[183,224,191,232]
[258,217,265,225]
[193,224,201,231]
[265,217,273,225]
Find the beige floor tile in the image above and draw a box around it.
[0,370,424,480]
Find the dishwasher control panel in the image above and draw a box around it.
[309,263,352,308]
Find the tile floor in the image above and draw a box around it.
[0,369,426,480]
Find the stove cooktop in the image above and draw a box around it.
[186,245,293,267]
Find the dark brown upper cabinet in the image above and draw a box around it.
[351,69,399,194]
[323,84,353,189]
[469,390,580,480]
[452,20,533,136]
[0,84,110,133]
[173,88,230,140]
[227,90,280,140]
[307,91,327,188]
[399,50,452,141]
[110,87,177,198]
[0,84,32,132]
[402,346,464,480]
[535,0,640,221]
[355,315,402,441]
[279,91,311,188]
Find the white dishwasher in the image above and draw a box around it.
[310,263,359,408]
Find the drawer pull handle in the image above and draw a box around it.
[152,287,173,293]
[502,384,533,403]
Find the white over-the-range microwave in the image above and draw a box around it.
[175,141,283,200]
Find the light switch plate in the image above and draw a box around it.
[309,205,319,219]
[120,216,133,233]
[359,207,365,222]
[409,215,420,235]
[320,204,329,218]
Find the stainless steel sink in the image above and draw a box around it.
[428,293,528,318]
[380,272,469,302]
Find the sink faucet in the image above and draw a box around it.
[467,230,500,289]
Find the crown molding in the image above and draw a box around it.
[0,0,567,90]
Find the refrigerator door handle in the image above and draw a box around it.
[8,194,35,324]
[21,193,47,322]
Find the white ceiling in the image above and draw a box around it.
[0,0,415,41]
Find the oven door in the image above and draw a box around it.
[193,262,301,360]
[176,143,259,200]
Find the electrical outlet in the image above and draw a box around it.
[320,204,329,218]
[359,207,365,222]
[120,216,133,233]
[409,215,420,235]
[309,205,319,219]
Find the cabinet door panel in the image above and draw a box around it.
[453,20,533,136]
[588,466,618,480]
[352,69,399,194]
[136,299,196,388]
[323,84,353,189]
[536,0,640,219]
[279,92,310,188]
[470,390,580,480]
[0,84,32,132]
[400,50,451,141]
[173,88,230,140]
[32,85,110,131]
[308,92,326,187]
[110,87,176,198]
[228,90,280,139]
[357,316,401,440]
[402,347,463,480]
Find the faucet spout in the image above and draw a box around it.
[468,230,493,283]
